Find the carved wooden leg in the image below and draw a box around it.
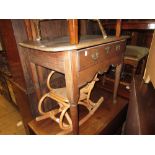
[113,63,122,104]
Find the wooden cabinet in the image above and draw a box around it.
[0,20,33,133]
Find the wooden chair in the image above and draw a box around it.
[36,71,103,130]
[124,45,149,78]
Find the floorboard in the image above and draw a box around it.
[0,95,26,135]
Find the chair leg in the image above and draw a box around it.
[79,97,104,126]
[36,72,104,131]
[36,91,73,130]
[132,65,137,76]
[113,63,122,104]
[125,63,138,90]
[102,74,106,86]
[140,57,147,75]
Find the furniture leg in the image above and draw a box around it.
[37,65,46,95]
[102,74,106,85]
[113,63,122,104]
[70,105,79,134]
[30,62,41,100]
[132,64,137,76]
[64,51,79,134]
[140,58,147,75]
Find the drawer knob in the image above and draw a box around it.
[91,52,99,61]
[105,46,111,54]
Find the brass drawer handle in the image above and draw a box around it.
[116,44,121,51]
[91,52,99,61]
[105,46,111,54]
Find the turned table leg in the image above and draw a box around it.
[113,63,123,104]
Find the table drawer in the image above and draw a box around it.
[78,46,106,71]
[78,40,126,71]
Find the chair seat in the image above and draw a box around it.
[50,87,88,103]
[50,87,68,102]
[124,45,149,61]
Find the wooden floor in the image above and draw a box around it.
[0,95,26,135]
[97,75,130,99]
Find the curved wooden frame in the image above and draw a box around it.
[36,71,103,130]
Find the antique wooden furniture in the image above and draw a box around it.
[0,35,11,101]
[0,38,17,105]
[0,19,92,134]
[103,20,151,87]
[36,71,103,130]
[0,20,34,133]
[19,19,128,134]
[0,66,16,105]
[124,45,149,77]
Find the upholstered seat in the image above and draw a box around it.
[124,45,149,61]
[122,45,149,88]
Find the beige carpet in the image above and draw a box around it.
[0,95,26,135]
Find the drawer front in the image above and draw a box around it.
[78,40,126,71]
[106,41,126,65]
[78,46,107,71]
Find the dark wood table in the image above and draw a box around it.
[20,35,128,134]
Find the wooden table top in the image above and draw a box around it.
[19,35,129,52]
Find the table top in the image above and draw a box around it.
[19,35,129,52]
